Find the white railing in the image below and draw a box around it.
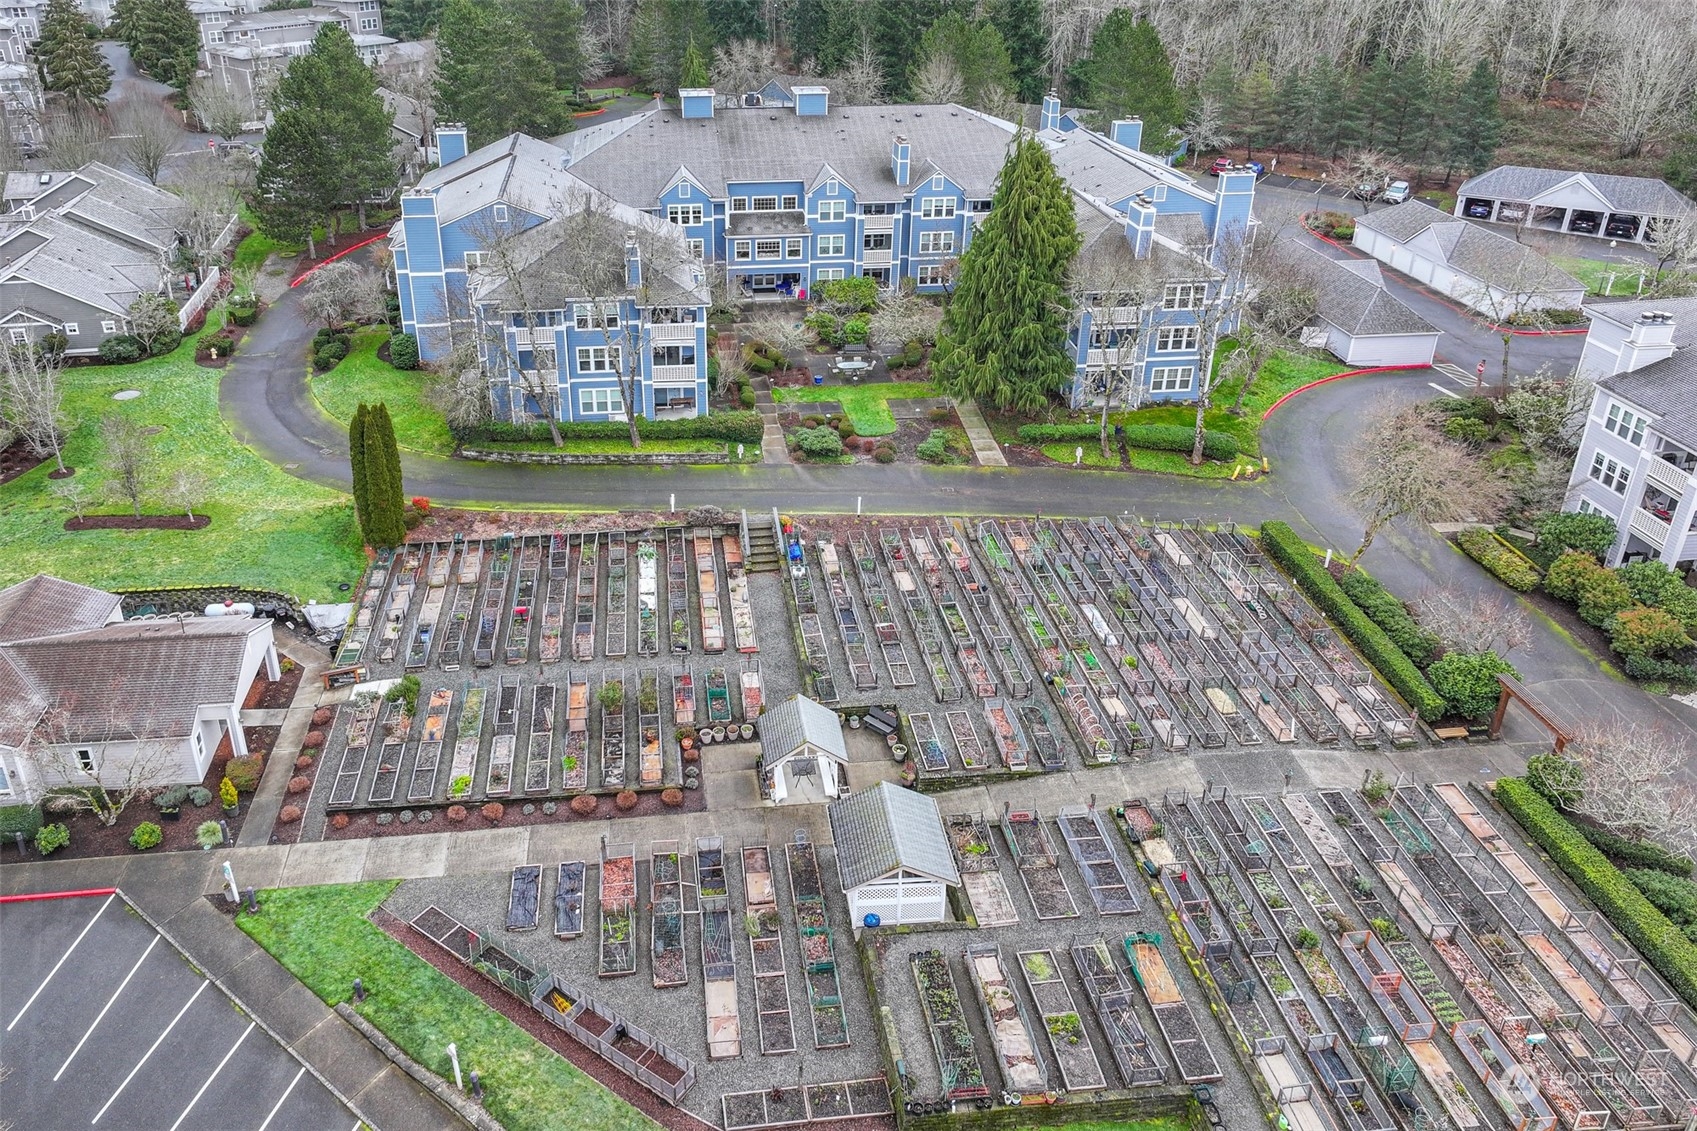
[863,215,894,232]
[511,327,533,345]
[650,322,698,343]
[862,248,892,268]
[652,364,697,384]
[1642,455,1692,496]
[178,266,221,330]
[1629,507,1671,548]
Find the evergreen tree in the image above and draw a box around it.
[916,13,1013,111]
[1272,68,1310,154]
[1382,55,1430,163]
[787,0,829,69]
[108,0,143,44]
[707,0,764,42]
[986,0,1045,104]
[37,0,113,108]
[679,36,709,88]
[128,0,201,91]
[627,0,712,95]
[1310,60,1361,159]
[932,134,1079,413]
[256,110,337,257]
[271,25,397,231]
[383,0,446,39]
[1446,60,1503,179]
[1074,12,1184,154]
[1665,125,1697,198]
[1229,61,1278,161]
[362,403,406,549]
[436,0,568,144]
[349,402,372,544]
[1353,52,1397,152]
[503,0,587,92]
[1405,62,1456,174]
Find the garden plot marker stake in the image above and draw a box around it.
[352,977,365,1003]
[244,887,259,914]
[469,1070,483,1102]
[222,861,239,903]
[446,1042,463,1090]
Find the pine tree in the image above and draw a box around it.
[1311,60,1362,159]
[1272,68,1309,155]
[917,13,1014,111]
[679,37,709,88]
[1230,61,1278,161]
[435,0,567,145]
[1075,12,1184,153]
[272,24,397,230]
[504,0,587,92]
[384,0,446,40]
[932,134,1080,413]
[627,0,712,95]
[349,402,371,544]
[1353,52,1397,152]
[1446,60,1503,179]
[986,0,1045,104]
[707,0,764,42]
[37,0,113,108]
[128,0,201,91]
[362,404,406,549]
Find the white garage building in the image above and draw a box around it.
[827,781,960,927]
[756,695,847,804]
[1456,165,1693,245]
[1352,200,1585,318]
[1288,241,1440,367]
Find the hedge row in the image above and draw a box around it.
[1336,569,1441,667]
[1579,824,1695,878]
[455,411,764,446]
[1260,522,1446,720]
[1017,422,1239,462]
[1495,777,1697,1008]
[1457,527,1541,591]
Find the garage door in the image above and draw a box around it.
[1350,336,1435,368]
[1390,247,1414,274]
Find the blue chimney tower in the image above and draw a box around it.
[1039,92,1061,132]
[890,135,910,187]
[625,237,642,289]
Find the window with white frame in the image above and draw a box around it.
[1162,283,1204,310]
[1155,326,1198,352]
[75,747,95,772]
[931,175,944,190]
[575,346,622,372]
[1150,366,1194,392]
[781,195,798,210]
[687,238,704,260]
[755,238,781,259]
[1590,452,1630,494]
[7,328,25,345]
[818,199,846,222]
[785,237,803,258]
[731,196,748,211]
[826,179,839,195]
[678,183,691,198]
[751,196,778,211]
[666,203,703,226]
[359,16,378,30]
[572,301,618,329]
[920,197,956,219]
[917,265,947,286]
[918,230,954,254]
[733,240,751,261]
[1605,402,1647,445]
[492,204,508,222]
[463,250,484,268]
[1576,498,1609,517]
[816,268,845,281]
[63,322,78,336]
[102,319,117,333]
[816,234,845,256]
[578,387,624,415]
[0,759,11,796]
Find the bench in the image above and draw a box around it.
[1433,726,1469,741]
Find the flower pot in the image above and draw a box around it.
[891,744,908,761]
[699,729,714,745]
[848,716,861,729]
[680,737,694,751]
[739,724,754,740]
[711,727,726,743]
[159,808,180,821]
[223,804,239,818]
[885,733,898,746]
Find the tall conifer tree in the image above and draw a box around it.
[362,404,406,549]
[349,402,371,545]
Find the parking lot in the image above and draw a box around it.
[1,892,358,1131]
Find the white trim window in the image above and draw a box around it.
[919,197,956,219]
[731,196,748,211]
[918,230,954,254]
[1605,402,1647,445]
[733,240,751,261]
[572,301,618,329]
[917,265,947,286]
[463,250,484,268]
[1150,366,1194,393]
[818,199,845,222]
[816,268,845,281]
[679,183,691,198]
[101,319,118,333]
[816,234,845,257]
[1576,498,1609,517]
[666,203,703,226]
[492,203,508,223]
[751,195,779,211]
[781,195,798,210]
[578,387,624,415]
[1155,326,1198,352]
[575,345,622,372]
[1162,283,1204,310]
[785,237,803,259]
[75,747,96,772]
[63,322,78,336]
[7,328,25,345]
[0,758,11,797]
[755,238,781,260]
[687,238,704,260]
[1589,452,1630,494]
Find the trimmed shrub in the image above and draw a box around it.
[314,346,343,371]
[389,332,419,370]
[1545,549,1603,602]
[1428,650,1517,719]
[842,316,869,344]
[817,276,878,312]
[225,755,263,792]
[1581,826,1694,876]
[1019,422,1239,462]
[311,707,334,727]
[98,334,144,364]
[1608,606,1692,663]
[220,778,238,808]
[456,411,764,447]
[286,775,311,794]
[615,789,639,811]
[1442,416,1490,446]
[228,301,259,327]
[278,805,302,824]
[302,730,326,749]
[570,794,599,815]
[1625,869,1697,927]
[445,804,467,822]
[747,354,776,374]
[36,822,70,855]
[295,754,314,770]
[873,446,896,464]
[154,784,191,810]
[1537,512,1617,561]
[0,803,44,840]
[1619,561,1697,633]
[129,821,163,850]
[188,786,213,807]
[1336,569,1441,667]
[661,787,684,807]
[1456,527,1541,591]
[740,388,756,408]
[1260,522,1446,720]
[792,426,844,459]
[1496,777,1697,1007]
[1575,568,1634,627]
[480,802,504,822]
[916,430,949,463]
[329,813,350,830]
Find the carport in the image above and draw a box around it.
[1455,166,1693,244]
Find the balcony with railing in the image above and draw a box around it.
[652,364,697,385]
[650,322,698,343]
[862,248,892,268]
[1629,506,1671,548]
[1644,450,1695,495]
[863,215,894,233]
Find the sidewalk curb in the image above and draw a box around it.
[1260,365,1429,420]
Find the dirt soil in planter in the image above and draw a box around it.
[243,726,282,759]
[404,509,680,544]
[0,437,47,485]
[64,514,212,531]
[0,760,250,864]
[318,783,707,841]
[246,664,305,710]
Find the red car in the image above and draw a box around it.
[1210,156,1233,175]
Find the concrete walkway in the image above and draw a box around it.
[954,397,1007,466]
[240,640,331,847]
[749,376,789,464]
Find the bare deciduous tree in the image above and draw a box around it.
[1593,0,1692,158]
[163,467,208,519]
[425,338,494,434]
[1419,585,1534,656]
[171,152,242,273]
[1499,365,1593,456]
[48,476,90,519]
[0,343,68,473]
[1226,231,1319,416]
[126,293,180,355]
[100,414,152,518]
[113,101,181,185]
[1070,235,1162,459]
[1644,209,1697,292]
[41,108,111,169]
[866,290,943,353]
[1563,720,1697,854]
[1183,94,1233,156]
[710,38,780,99]
[301,261,385,328]
[189,77,251,141]
[910,56,964,105]
[1457,253,1580,394]
[827,37,886,106]
[19,701,184,827]
[745,314,809,360]
[1338,149,1398,214]
[1343,397,1512,561]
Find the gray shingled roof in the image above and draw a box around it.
[1357,200,1582,296]
[565,103,1020,205]
[415,133,596,226]
[0,575,121,644]
[1599,349,1697,451]
[1584,296,1697,349]
[827,782,960,891]
[1458,166,1693,217]
[1287,241,1438,338]
[0,214,160,318]
[758,695,846,766]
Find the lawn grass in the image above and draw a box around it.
[1546,254,1655,297]
[1109,348,1346,457]
[771,381,938,436]
[237,883,658,1131]
[0,339,362,600]
[1040,441,1120,468]
[311,328,455,455]
[1126,448,1252,478]
[473,438,757,462]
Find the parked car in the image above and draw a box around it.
[1569,213,1601,234]
[1243,159,1265,176]
[1210,156,1233,175]
[1380,180,1411,204]
[1349,182,1379,201]
[1605,217,1640,239]
[1463,200,1493,218]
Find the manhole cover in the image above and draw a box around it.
[318,448,335,458]
[112,389,141,400]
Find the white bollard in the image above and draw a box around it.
[1074,446,1083,467]
[1324,549,1332,568]
[669,493,675,513]
[857,496,862,515]
[447,1043,463,1091]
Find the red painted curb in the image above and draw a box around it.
[572,107,608,119]
[289,233,388,288]
[0,888,118,903]
[1261,366,1428,421]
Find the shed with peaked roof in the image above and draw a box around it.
[757,695,848,803]
[828,782,959,925]
[1284,240,1440,367]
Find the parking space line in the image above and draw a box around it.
[54,935,160,1080]
[255,1066,306,1131]
[6,893,114,1031]
[92,981,208,1124]
[1428,383,1461,399]
[167,1021,254,1131]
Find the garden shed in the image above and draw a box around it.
[1287,240,1440,367]
[827,782,960,927]
[756,694,847,804]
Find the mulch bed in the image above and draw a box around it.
[372,908,731,1131]
[246,664,306,710]
[318,783,708,841]
[195,323,252,368]
[0,437,47,485]
[404,510,681,545]
[65,514,211,531]
[0,759,248,864]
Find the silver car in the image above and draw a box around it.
[1380,180,1411,204]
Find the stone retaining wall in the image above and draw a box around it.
[459,448,729,466]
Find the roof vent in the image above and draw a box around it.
[37,173,49,185]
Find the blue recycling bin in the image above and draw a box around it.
[812,372,824,385]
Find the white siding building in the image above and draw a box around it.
[827,782,960,927]
[1288,240,1440,367]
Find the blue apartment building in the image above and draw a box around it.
[390,88,1256,422]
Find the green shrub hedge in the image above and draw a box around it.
[1496,777,1697,1008]
[0,803,42,840]
[1578,824,1694,877]
[1456,527,1541,591]
[1017,422,1239,462]
[1260,522,1446,720]
[1336,569,1441,667]
[456,412,764,446]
